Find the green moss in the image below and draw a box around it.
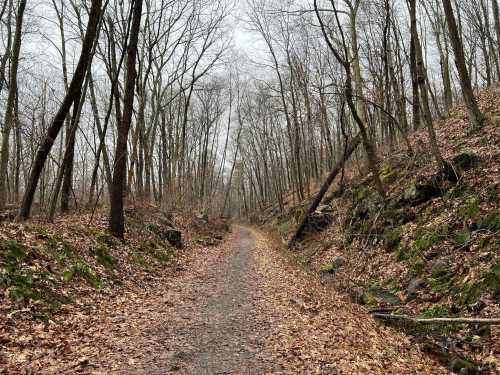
[320,263,335,273]
[394,244,407,261]
[278,220,292,235]
[484,263,500,299]
[362,283,401,306]
[383,227,402,252]
[380,162,399,183]
[132,252,150,269]
[93,244,115,268]
[412,224,448,254]
[410,258,426,275]
[428,275,452,294]
[477,211,500,231]
[33,226,51,239]
[455,282,482,306]
[453,228,471,247]
[145,223,160,236]
[419,304,450,319]
[458,195,480,221]
[383,277,401,294]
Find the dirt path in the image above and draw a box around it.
[24,227,449,374]
[146,227,270,374]
[113,227,448,375]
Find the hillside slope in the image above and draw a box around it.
[260,87,500,373]
[0,207,229,373]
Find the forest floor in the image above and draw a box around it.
[3,226,451,374]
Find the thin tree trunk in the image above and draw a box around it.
[109,0,143,237]
[442,0,485,129]
[17,0,103,221]
[0,0,26,209]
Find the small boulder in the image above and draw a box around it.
[406,278,426,300]
[162,227,182,249]
[360,285,401,306]
[308,205,334,231]
[402,182,441,206]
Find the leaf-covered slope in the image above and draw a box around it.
[261,86,500,372]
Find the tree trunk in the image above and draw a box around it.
[0,0,26,209]
[17,0,103,221]
[442,0,485,129]
[108,0,143,238]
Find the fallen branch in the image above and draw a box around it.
[288,133,361,247]
[372,313,500,325]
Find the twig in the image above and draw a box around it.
[372,314,500,325]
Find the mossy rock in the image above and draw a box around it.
[361,285,401,306]
[320,263,335,274]
[401,181,442,207]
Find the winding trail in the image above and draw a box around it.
[83,227,448,374]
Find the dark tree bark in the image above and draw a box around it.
[442,0,485,129]
[17,0,103,221]
[0,0,26,209]
[108,0,143,238]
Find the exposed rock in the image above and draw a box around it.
[406,278,426,300]
[401,182,442,207]
[307,205,334,231]
[361,286,401,306]
[161,227,183,249]
[195,212,209,222]
[331,255,347,268]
